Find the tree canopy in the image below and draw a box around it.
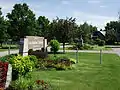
[1,3,115,47]
[0,8,9,46]
[37,16,50,38]
[7,3,37,40]
[49,17,77,52]
[105,21,120,44]
[76,22,97,43]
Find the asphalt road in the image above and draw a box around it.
[112,48,120,56]
[0,47,120,57]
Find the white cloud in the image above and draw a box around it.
[61,0,69,5]
[34,11,56,20]
[88,0,100,4]
[73,11,117,30]
[0,3,14,17]
[100,5,107,8]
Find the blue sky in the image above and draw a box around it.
[0,0,119,29]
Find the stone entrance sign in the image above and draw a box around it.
[19,36,47,56]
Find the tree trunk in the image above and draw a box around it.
[63,42,65,53]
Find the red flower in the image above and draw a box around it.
[0,62,8,88]
[41,80,44,84]
[0,68,3,71]
[36,80,41,85]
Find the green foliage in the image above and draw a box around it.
[29,55,38,67]
[47,55,58,61]
[7,3,37,40]
[82,44,93,50]
[30,51,48,59]
[49,17,77,53]
[0,8,9,45]
[37,16,50,38]
[70,43,93,50]
[8,74,52,90]
[30,53,120,90]
[95,38,105,46]
[76,22,97,44]
[105,21,118,44]
[9,55,35,76]
[37,56,75,70]
[69,58,76,64]
[9,76,34,90]
[54,63,67,70]
[0,54,16,62]
[49,40,60,54]
[28,49,33,55]
[55,56,69,60]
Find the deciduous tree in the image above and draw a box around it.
[7,3,37,41]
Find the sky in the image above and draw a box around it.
[0,0,120,30]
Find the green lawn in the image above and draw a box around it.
[92,45,112,50]
[60,45,112,51]
[31,52,120,90]
[0,49,7,52]
[0,44,18,52]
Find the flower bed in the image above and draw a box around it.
[0,62,8,89]
[37,56,76,70]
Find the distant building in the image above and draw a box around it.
[92,31,105,40]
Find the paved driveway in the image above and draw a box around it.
[112,48,120,56]
[0,50,19,57]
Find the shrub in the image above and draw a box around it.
[29,55,38,67]
[9,55,35,76]
[98,40,105,46]
[8,76,52,90]
[49,40,60,54]
[31,52,48,59]
[28,49,33,55]
[95,38,105,46]
[69,58,76,64]
[82,44,93,50]
[54,63,66,70]
[28,49,48,59]
[37,56,74,70]
[0,54,16,62]
[70,43,93,50]
[8,76,33,90]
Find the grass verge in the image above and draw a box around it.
[31,52,120,90]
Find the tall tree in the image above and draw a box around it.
[77,22,97,43]
[50,17,77,53]
[7,3,37,41]
[37,16,50,38]
[105,21,119,44]
[0,8,9,47]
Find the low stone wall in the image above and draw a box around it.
[5,64,12,89]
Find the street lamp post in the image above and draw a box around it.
[76,47,78,63]
[8,39,12,55]
[75,36,84,63]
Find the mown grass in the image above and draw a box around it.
[92,45,112,50]
[59,45,112,51]
[0,49,7,52]
[0,44,18,52]
[31,52,120,90]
